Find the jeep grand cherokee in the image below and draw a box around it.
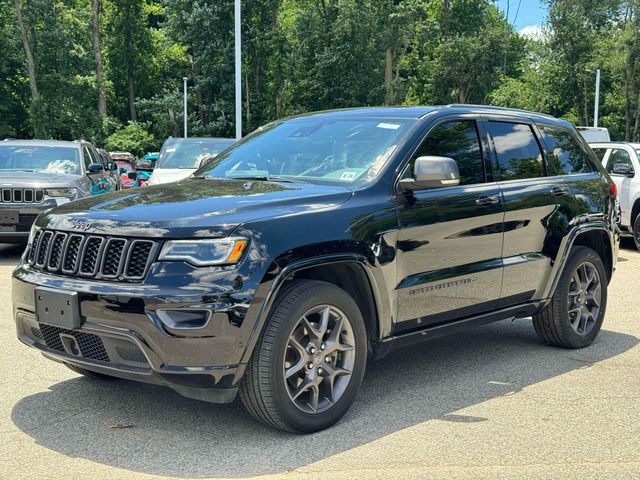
[12,106,619,433]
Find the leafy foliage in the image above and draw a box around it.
[2,0,640,152]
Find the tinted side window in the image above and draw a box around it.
[606,148,633,174]
[411,120,485,185]
[540,126,595,175]
[487,122,544,181]
[82,147,92,170]
[591,148,608,162]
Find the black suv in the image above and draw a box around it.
[12,106,619,433]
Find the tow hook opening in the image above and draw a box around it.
[60,334,81,356]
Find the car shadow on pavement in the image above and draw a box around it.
[0,244,25,265]
[11,319,639,478]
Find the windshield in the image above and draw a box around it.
[0,145,81,174]
[199,117,413,184]
[158,140,234,169]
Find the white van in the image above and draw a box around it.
[147,137,235,185]
[577,126,611,143]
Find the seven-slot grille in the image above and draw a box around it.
[1,188,44,203]
[28,229,157,281]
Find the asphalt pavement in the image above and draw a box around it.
[1,240,639,480]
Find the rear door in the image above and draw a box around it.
[394,117,505,332]
[485,119,578,307]
[603,146,635,226]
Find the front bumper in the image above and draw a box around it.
[12,262,269,403]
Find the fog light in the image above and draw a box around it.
[156,310,210,329]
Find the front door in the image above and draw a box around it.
[395,118,505,333]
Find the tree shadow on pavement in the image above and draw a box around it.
[11,320,638,478]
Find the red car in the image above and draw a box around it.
[114,160,137,189]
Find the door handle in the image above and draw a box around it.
[475,195,500,206]
[549,186,569,196]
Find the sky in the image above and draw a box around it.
[496,0,547,37]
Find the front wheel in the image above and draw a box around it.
[633,214,640,251]
[239,280,367,433]
[533,246,607,348]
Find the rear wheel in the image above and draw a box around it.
[65,363,118,380]
[533,246,607,348]
[239,280,367,433]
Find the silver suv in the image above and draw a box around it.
[0,140,117,243]
[591,142,640,249]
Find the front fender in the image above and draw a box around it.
[237,252,390,366]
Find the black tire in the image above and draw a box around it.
[533,246,607,348]
[65,363,118,380]
[633,214,640,251]
[239,280,367,433]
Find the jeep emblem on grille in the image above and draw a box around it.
[71,219,92,231]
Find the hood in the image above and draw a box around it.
[37,178,353,238]
[0,170,79,188]
[148,168,194,185]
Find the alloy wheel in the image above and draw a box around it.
[283,305,355,414]
[567,261,602,336]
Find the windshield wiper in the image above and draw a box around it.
[229,175,305,183]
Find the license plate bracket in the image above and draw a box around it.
[0,210,18,225]
[35,287,80,329]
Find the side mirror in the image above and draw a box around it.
[612,163,634,177]
[127,172,138,180]
[107,162,118,171]
[399,156,460,192]
[87,163,104,174]
[197,155,215,169]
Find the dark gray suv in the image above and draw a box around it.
[0,140,117,243]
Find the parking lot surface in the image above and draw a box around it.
[1,241,639,480]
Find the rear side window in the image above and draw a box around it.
[487,122,544,181]
[592,148,608,162]
[411,120,485,185]
[540,126,595,175]
[606,148,633,174]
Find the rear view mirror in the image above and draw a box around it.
[87,163,104,174]
[399,156,460,191]
[612,163,634,177]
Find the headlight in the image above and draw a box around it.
[158,238,248,266]
[46,188,77,197]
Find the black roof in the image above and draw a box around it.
[287,105,572,128]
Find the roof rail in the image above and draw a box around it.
[445,104,556,119]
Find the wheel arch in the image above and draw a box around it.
[239,254,385,366]
[631,197,640,227]
[543,222,617,301]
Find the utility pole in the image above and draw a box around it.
[234,0,242,140]
[594,69,601,128]
[183,77,188,138]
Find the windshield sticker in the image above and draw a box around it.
[377,123,401,130]
[340,171,357,181]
